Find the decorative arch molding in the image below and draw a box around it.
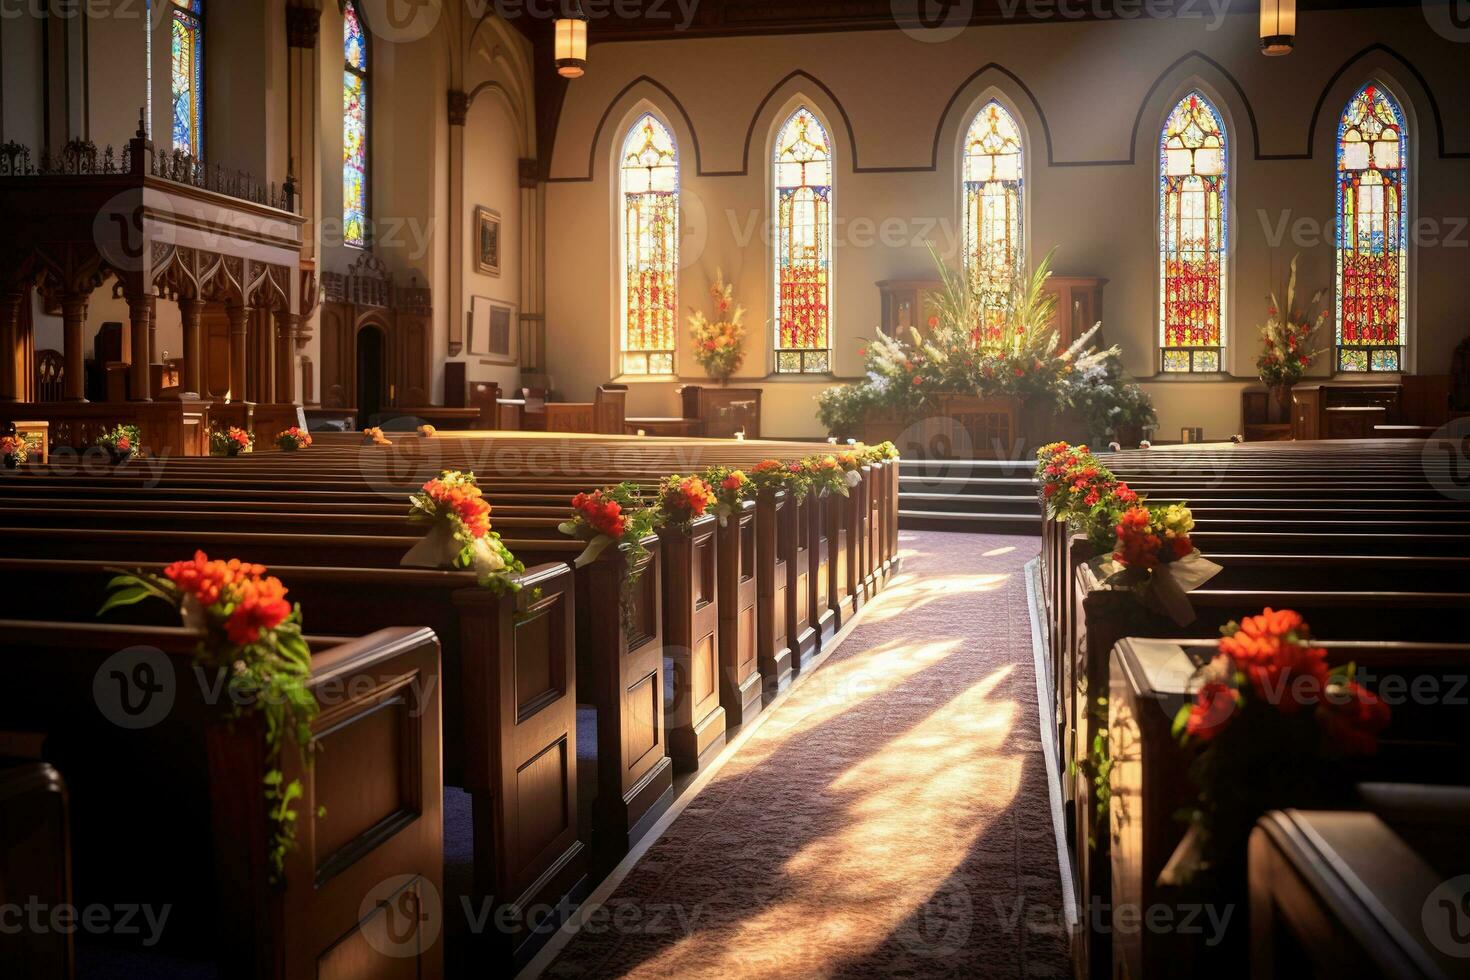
[1304,43,1460,160]
[467,80,531,156]
[739,70,859,175]
[930,64,1052,171]
[555,75,704,183]
[547,46,1467,183]
[1119,51,1260,166]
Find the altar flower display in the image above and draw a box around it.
[1097,503,1221,625]
[403,470,523,594]
[99,552,317,881]
[659,474,717,529]
[1,434,29,468]
[275,426,313,452]
[1162,608,1392,886]
[211,426,254,457]
[688,270,746,382]
[1256,254,1329,388]
[559,482,660,570]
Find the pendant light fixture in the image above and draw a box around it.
[1259,0,1296,56]
[555,1,589,79]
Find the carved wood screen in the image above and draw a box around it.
[319,254,432,411]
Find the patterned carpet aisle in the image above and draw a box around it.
[537,531,1071,979]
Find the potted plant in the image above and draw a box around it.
[688,270,746,384]
[1256,255,1328,421]
[96,424,142,463]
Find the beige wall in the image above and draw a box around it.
[543,7,1470,439]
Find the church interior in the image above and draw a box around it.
[2,1,1469,977]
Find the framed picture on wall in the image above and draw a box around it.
[470,295,517,365]
[475,206,502,277]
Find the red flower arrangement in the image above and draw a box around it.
[1,434,28,468]
[560,482,660,570]
[1166,608,1393,887]
[211,426,255,457]
[276,426,313,452]
[100,551,315,880]
[802,454,851,497]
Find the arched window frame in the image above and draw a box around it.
[343,0,371,249]
[772,105,834,375]
[1335,82,1409,373]
[169,0,204,156]
[1158,90,1229,374]
[961,99,1025,345]
[617,111,680,377]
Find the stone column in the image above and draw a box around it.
[179,297,205,396]
[226,304,251,402]
[274,310,299,403]
[127,293,152,401]
[0,290,22,401]
[61,295,89,402]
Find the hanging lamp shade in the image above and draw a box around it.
[555,3,588,79]
[1259,0,1296,56]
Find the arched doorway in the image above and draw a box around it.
[356,325,385,428]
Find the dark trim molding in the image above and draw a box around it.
[547,43,1468,183]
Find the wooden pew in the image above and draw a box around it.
[1250,785,1470,979]
[1110,637,1470,978]
[0,557,586,959]
[0,762,73,978]
[0,621,442,980]
[658,516,725,771]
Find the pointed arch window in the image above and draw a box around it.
[774,107,833,374]
[1336,83,1408,373]
[343,0,370,249]
[1159,91,1228,373]
[619,114,679,376]
[170,0,204,156]
[963,100,1024,344]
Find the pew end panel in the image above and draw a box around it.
[658,518,727,772]
[717,499,763,728]
[756,489,793,702]
[574,536,673,856]
[452,563,586,958]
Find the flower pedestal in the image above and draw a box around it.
[1268,384,1293,424]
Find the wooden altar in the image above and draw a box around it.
[877,275,1107,348]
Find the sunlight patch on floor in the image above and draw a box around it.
[860,571,1009,623]
[982,545,1017,557]
[739,637,964,761]
[626,669,1023,978]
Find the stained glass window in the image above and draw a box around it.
[1159,91,1227,373]
[774,107,833,374]
[170,0,203,156]
[343,0,369,249]
[1336,83,1407,373]
[963,101,1024,346]
[619,114,679,376]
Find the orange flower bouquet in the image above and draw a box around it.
[275,426,313,452]
[210,425,254,457]
[363,426,392,446]
[802,454,850,498]
[703,467,753,526]
[1162,607,1391,887]
[1097,503,1221,625]
[659,474,717,529]
[559,482,661,570]
[688,270,746,382]
[99,552,316,880]
[405,470,523,594]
